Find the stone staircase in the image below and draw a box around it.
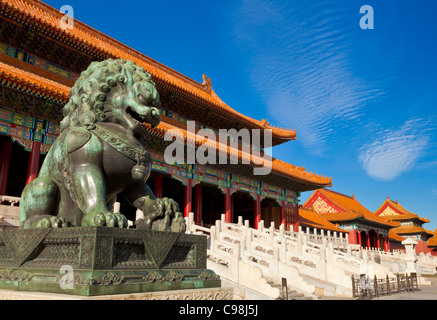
[264,277,315,300]
[185,213,437,299]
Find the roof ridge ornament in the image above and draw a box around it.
[201,74,212,93]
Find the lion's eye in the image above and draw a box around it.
[137,94,148,105]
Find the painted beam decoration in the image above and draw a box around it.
[148,150,297,205]
[0,42,80,81]
[0,107,58,153]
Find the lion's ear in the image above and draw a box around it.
[122,67,134,87]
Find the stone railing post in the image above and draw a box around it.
[220,213,226,231]
[259,220,264,232]
[246,228,252,255]
[240,231,246,259]
[279,223,285,239]
[186,212,195,233]
[290,226,294,238]
[113,201,121,213]
[320,237,327,281]
[209,225,216,250]
[231,243,240,283]
[269,222,275,246]
[279,224,286,263]
[215,219,221,240]
[238,216,243,225]
[272,247,279,281]
[297,232,303,256]
[280,237,287,264]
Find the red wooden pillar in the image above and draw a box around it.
[348,229,358,245]
[254,194,261,229]
[184,178,192,218]
[280,201,286,227]
[230,193,234,223]
[154,175,163,198]
[224,187,231,223]
[194,184,202,224]
[0,140,13,195]
[294,203,300,232]
[26,141,41,185]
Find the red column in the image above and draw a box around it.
[230,193,234,223]
[224,187,231,223]
[294,203,300,232]
[194,184,202,224]
[0,140,13,195]
[348,229,358,245]
[184,178,192,218]
[254,194,261,229]
[26,141,41,185]
[154,175,163,198]
[280,201,286,227]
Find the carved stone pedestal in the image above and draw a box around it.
[0,227,220,296]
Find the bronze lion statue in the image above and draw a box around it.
[19,59,185,232]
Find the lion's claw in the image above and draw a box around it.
[83,210,128,228]
[35,216,68,228]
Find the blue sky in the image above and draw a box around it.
[45,0,437,230]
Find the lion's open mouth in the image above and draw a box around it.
[126,106,148,123]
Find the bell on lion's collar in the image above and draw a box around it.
[131,164,148,181]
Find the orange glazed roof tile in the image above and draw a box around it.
[0,0,297,142]
[374,197,430,224]
[389,224,434,236]
[303,189,398,228]
[145,122,332,187]
[0,60,70,101]
[389,229,406,243]
[428,230,437,247]
[299,208,346,233]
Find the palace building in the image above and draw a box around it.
[0,0,332,231]
[374,197,434,254]
[302,189,400,251]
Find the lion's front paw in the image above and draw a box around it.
[82,210,128,228]
[171,212,186,233]
[135,197,185,232]
[34,216,68,228]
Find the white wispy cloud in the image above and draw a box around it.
[358,118,432,181]
[230,0,384,153]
